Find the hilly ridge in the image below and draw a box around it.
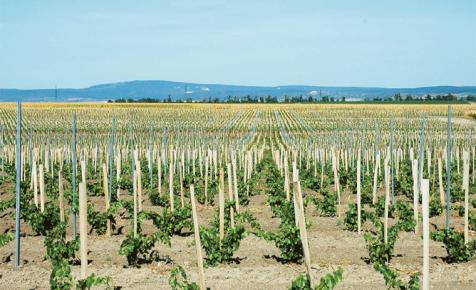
[1,80,475,102]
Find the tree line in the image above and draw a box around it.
[108,93,475,104]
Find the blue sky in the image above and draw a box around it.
[0,0,475,89]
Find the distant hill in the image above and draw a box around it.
[0,80,475,102]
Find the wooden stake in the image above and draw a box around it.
[33,161,38,207]
[232,156,240,214]
[190,185,206,290]
[384,158,390,244]
[133,170,138,238]
[79,182,88,279]
[180,162,185,208]
[284,155,290,201]
[292,162,300,227]
[320,149,325,188]
[421,179,430,290]
[219,168,225,245]
[102,164,111,236]
[137,160,142,212]
[227,163,235,228]
[372,150,380,204]
[357,157,361,235]
[293,168,312,280]
[39,164,45,212]
[81,160,86,183]
[438,157,445,206]
[472,146,475,184]
[157,153,162,196]
[463,151,469,244]
[332,149,340,206]
[169,161,174,212]
[412,159,419,234]
[204,156,209,206]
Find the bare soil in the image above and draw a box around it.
[1,179,476,290]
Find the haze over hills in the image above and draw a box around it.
[0,80,475,102]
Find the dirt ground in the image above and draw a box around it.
[1,178,476,290]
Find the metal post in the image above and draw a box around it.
[15,100,22,267]
[130,123,136,218]
[418,114,426,203]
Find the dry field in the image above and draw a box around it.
[0,103,475,289]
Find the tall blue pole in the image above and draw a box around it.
[446,105,452,229]
[15,100,22,267]
[130,123,136,215]
[72,112,77,238]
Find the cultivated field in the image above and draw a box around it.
[0,103,476,289]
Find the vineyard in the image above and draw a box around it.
[0,102,475,289]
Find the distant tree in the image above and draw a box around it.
[448,93,457,101]
[265,95,277,103]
